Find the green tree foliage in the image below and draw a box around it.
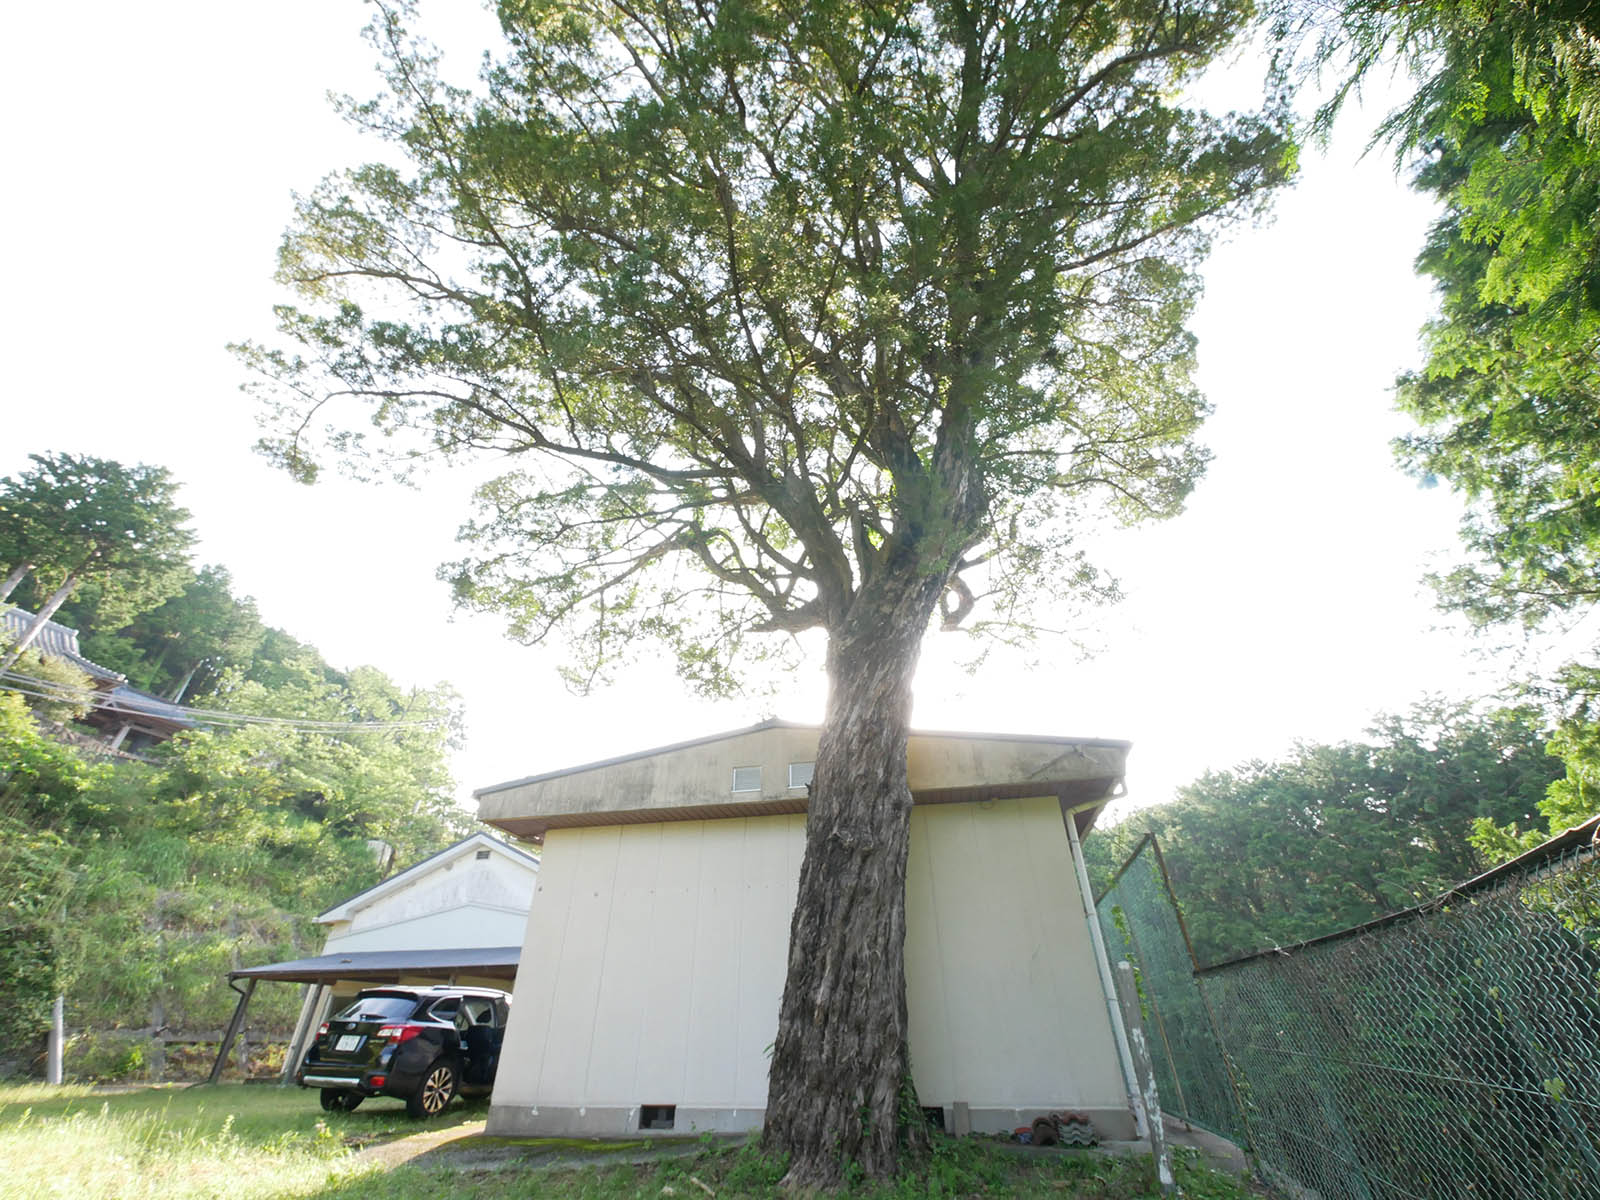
[1374,4,1600,631]
[1087,702,1561,963]
[240,0,1291,1179]
[1276,0,1600,841]
[0,455,195,671]
[0,460,471,1068]
[0,644,94,724]
[73,566,267,701]
[0,667,470,1066]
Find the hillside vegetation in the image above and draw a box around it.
[1,455,470,1077]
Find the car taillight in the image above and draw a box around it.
[316,1022,329,1038]
[375,1023,424,1043]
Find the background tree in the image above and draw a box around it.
[1086,701,1560,963]
[241,0,1291,1180]
[1272,0,1600,845]
[72,566,268,701]
[0,455,194,674]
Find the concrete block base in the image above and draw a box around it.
[486,1102,1136,1143]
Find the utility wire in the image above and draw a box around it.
[0,669,447,734]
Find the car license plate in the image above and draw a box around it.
[335,1034,362,1051]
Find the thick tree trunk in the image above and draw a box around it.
[763,570,946,1188]
[0,570,79,675]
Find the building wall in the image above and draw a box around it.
[322,906,531,955]
[489,815,805,1133]
[904,796,1129,1134]
[322,852,536,952]
[488,798,1132,1139]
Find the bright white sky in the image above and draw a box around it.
[0,1,1558,817]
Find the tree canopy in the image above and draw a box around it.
[0,454,195,672]
[247,0,1292,689]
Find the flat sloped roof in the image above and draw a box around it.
[474,718,1130,797]
[230,945,520,984]
[476,720,1129,840]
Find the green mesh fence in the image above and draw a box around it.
[1199,824,1600,1200]
[1094,835,1247,1144]
[1098,820,1600,1200]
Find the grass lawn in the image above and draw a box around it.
[0,1084,1258,1199]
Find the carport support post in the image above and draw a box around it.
[280,984,324,1084]
[207,977,257,1085]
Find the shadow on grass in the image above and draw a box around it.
[292,1132,1256,1200]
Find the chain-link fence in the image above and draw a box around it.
[1094,834,1247,1144]
[1097,819,1600,1200]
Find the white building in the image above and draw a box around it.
[314,831,539,956]
[474,719,1142,1141]
[264,832,540,1077]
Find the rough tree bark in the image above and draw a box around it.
[763,563,950,1187]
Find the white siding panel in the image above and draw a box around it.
[491,828,579,1109]
[685,822,744,1105]
[735,815,802,1101]
[540,827,622,1102]
[905,797,1127,1113]
[586,824,663,1103]
[904,807,954,1101]
[632,823,699,1101]
[498,815,804,1118]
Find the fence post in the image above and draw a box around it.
[1148,837,1257,1151]
[1065,806,1150,1138]
[47,995,63,1084]
[1115,961,1174,1195]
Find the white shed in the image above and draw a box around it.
[474,720,1141,1142]
[273,832,540,1076]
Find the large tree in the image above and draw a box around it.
[0,455,194,674]
[242,0,1291,1181]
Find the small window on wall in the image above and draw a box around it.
[732,766,762,793]
[788,762,814,790]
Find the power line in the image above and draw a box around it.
[0,670,447,735]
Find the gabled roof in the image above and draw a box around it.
[90,684,196,731]
[315,830,540,925]
[1,606,124,684]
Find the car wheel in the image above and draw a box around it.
[407,1059,457,1119]
[319,1089,364,1112]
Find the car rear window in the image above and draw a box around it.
[332,994,419,1022]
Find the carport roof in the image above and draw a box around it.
[229,945,520,984]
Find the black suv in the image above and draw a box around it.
[296,984,510,1118]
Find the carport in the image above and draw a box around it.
[206,945,520,1085]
